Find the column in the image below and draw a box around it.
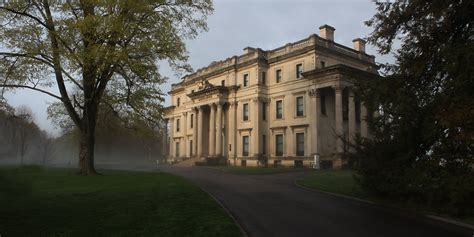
[334,85,344,153]
[216,103,223,156]
[182,112,188,157]
[252,98,261,157]
[348,89,356,146]
[308,88,320,155]
[169,118,174,157]
[163,119,169,157]
[193,108,198,157]
[209,103,216,156]
[228,102,237,163]
[197,107,203,157]
[361,103,369,138]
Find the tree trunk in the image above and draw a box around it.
[78,118,99,175]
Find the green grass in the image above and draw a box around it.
[296,170,367,198]
[296,170,474,226]
[215,166,309,175]
[0,165,242,237]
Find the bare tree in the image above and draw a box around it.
[37,130,53,165]
[15,105,35,165]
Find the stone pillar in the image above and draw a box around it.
[197,107,203,157]
[169,118,174,157]
[348,89,356,146]
[163,119,169,157]
[209,103,216,156]
[228,102,237,164]
[308,88,320,155]
[334,85,344,153]
[193,109,198,157]
[252,98,261,157]
[182,112,188,157]
[216,103,223,156]
[361,103,369,138]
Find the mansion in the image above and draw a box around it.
[164,25,377,168]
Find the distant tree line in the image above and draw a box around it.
[351,0,473,217]
[0,100,52,164]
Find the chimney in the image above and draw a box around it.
[243,47,255,54]
[319,24,335,41]
[352,38,366,53]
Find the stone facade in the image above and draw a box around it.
[164,25,377,168]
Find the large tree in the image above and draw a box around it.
[0,0,213,174]
[352,0,473,215]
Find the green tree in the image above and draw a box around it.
[353,0,474,216]
[0,0,213,174]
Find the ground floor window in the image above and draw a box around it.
[275,134,283,156]
[175,142,180,157]
[274,160,282,167]
[294,160,303,167]
[242,136,249,156]
[241,160,247,167]
[296,133,305,156]
[189,140,193,156]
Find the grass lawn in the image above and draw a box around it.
[215,166,310,175]
[295,170,368,199]
[0,165,242,237]
[296,170,474,226]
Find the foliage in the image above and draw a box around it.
[0,1,213,174]
[352,0,474,216]
[0,166,242,236]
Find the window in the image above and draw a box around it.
[243,74,249,87]
[276,100,283,119]
[295,160,303,167]
[262,102,266,121]
[296,133,305,156]
[243,103,249,121]
[261,71,266,85]
[189,140,193,156]
[242,136,249,156]
[241,160,247,167]
[175,142,180,157]
[275,134,283,156]
[296,63,303,79]
[321,95,326,115]
[276,69,282,83]
[190,114,194,128]
[177,97,180,107]
[176,119,180,132]
[296,96,304,117]
[320,61,326,68]
[262,135,266,155]
[221,80,225,86]
[274,160,282,167]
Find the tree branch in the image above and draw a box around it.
[0,84,62,100]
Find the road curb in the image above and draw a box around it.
[294,180,474,231]
[294,180,375,205]
[196,185,249,237]
[209,166,313,175]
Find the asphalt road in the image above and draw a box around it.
[99,164,474,237]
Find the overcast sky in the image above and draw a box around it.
[4,0,393,136]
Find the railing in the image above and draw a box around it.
[179,34,374,83]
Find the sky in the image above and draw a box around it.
[4,0,393,136]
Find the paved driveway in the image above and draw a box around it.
[100,164,473,237]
